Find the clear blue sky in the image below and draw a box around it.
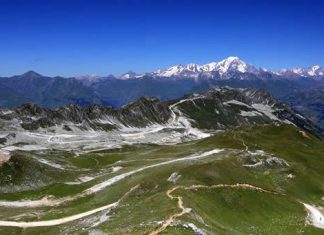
[0,0,323,77]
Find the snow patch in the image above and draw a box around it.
[182,223,207,235]
[251,103,279,120]
[79,176,95,182]
[167,172,181,183]
[240,110,261,117]
[111,166,122,172]
[303,203,324,229]
[224,100,252,108]
[36,158,65,170]
[2,145,47,151]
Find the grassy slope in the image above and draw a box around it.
[0,124,323,234]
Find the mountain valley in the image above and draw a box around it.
[0,87,324,234]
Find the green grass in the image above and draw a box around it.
[0,124,323,234]
[180,189,305,234]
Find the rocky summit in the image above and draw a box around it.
[1,87,323,152]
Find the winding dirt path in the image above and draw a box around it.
[241,139,249,151]
[150,183,282,235]
[149,187,190,235]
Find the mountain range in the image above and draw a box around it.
[1,57,324,129]
[122,56,324,80]
[1,87,323,152]
[1,63,324,234]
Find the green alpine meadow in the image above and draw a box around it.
[1,87,324,234]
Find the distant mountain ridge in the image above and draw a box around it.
[120,56,324,80]
[150,56,261,79]
[1,57,324,130]
[2,57,324,81]
[1,88,323,151]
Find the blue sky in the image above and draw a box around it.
[0,0,323,77]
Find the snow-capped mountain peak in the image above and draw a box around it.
[156,65,184,77]
[155,63,202,78]
[200,62,218,72]
[120,71,137,80]
[205,56,256,75]
[116,56,323,80]
[308,65,323,76]
[185,63,201,72]
[154,56,258,78]
[280,65,324,78]
[119,71,146,80]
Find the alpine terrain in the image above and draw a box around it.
[2,1,324,234]
[0,87,324,234]
[1,57,324,130]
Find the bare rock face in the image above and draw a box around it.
[0,87,323,140]
[167,172,181,183]
[170,87,324,140]
[0,96,171,132]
